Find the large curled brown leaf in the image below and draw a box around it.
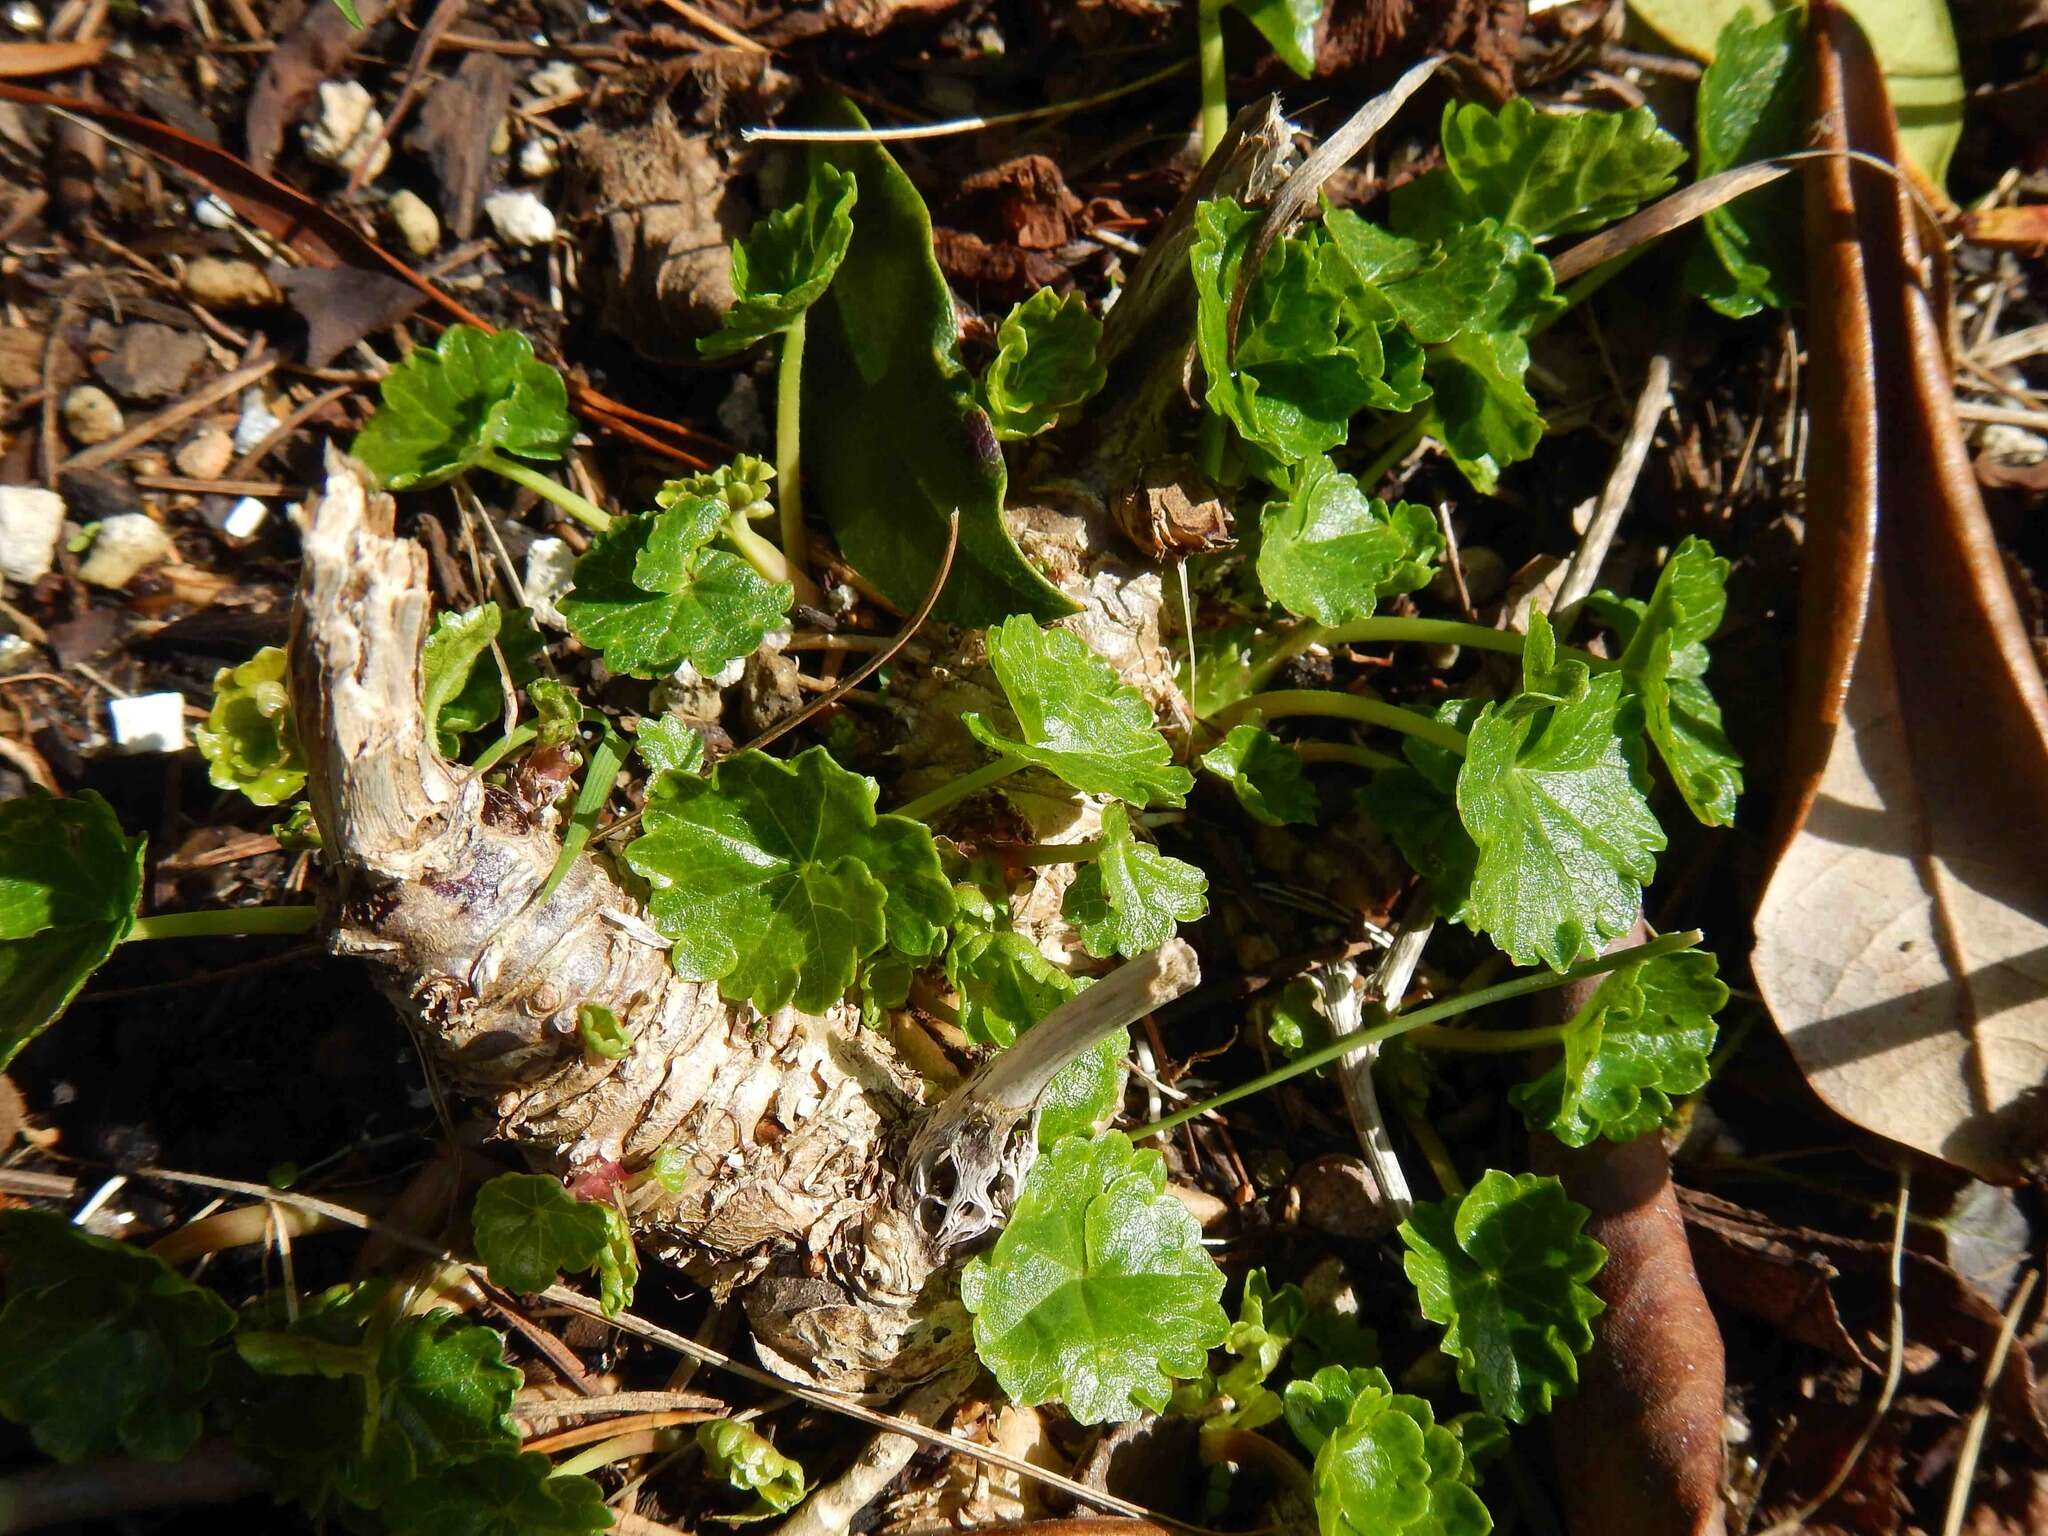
[1752,0,2048,1184]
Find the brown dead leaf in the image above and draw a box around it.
[245,0,394,176]
[276,266,427,368]
[0,40,107,77]
[1960,203,2048,252]
[946,157,1086,251]
[411,52,513,241]
[1752,0,2048,1185]
[932,229,1070,307]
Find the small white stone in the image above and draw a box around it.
[233,388,281,453]
[303,80,390,181]
[182,256,279,308]
[223,497,268,538]
[483,190,557,247]
[78,513,174,589]
[61,385,124,446]
[488,115,512,156]
[108,692,188,755]
[5,2,43,31]
[523,536,576,628]
[0,486,65,584]
[174,425,236,481]
[1978,422,2048,465]
[385,189,440,258]
[516,136,557,179]
[0,634,36,672]
[527,61,579,98]
[192,194,234,229]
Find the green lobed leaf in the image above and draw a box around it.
[196,646,307,806]
[0,1210,236,1463]
[1359,707,1480,926]
[1423,329,1544,495]
[1686,7,1807,317]
[663,455,778,523]
[1033,1029,1128,1148]
[1399,1170,1606,1423]
[1587,536,1743,827]
[965,616,1193,809]
[0,791,145,1068]
[701,162,858,360]
[960,1131,1228,1425]
[1256,456,1440,626]
[980,287,1107,440]
[1063,804,1208,961]
[1220,1269,1307,1398]
[625,747,953,1014]
[423,606,499,758]
[558,496,793,680]
[351,325,575,491]
[1312,1366,1492,1536]
[1456,613,1664,970]
[1510,949,1725,1147]
[384,1451,614,1536]
[698,1420,809,1516]
[1200,723,1318,826]
[1392,100,1686,242]
[633,715,706,780]
[1226,0,1322,76]
[1284,1364,1380,1454]
[471,1174,612,1296]
[802,98,1075,625]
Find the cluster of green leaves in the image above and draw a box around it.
[1193,99,1683,492]
[701,162,858,360]
[195,646,307,806]
[697,1420,808,1517]
[979,288,1107,440]
[1296,1366,1493,1536]
[0,791,144,1067]
[352,326,575,493]
[471,1173,638,1317]
[0,1211,613,1536]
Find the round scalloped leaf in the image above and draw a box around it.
[350,325,574,491]
[196,646,306,806]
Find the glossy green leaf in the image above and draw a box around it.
[351,325,574,491]
[1221,1270,1307,1396]
[981,287,1106,440]
[1686,7,1807,317]
[422,606,500,758]
[632,716,706,779]
[1313,1366,1492,1536]
[1423,329,1544,495]
[195,646,306,805]
[965,616,1193,808]
[1511,949,1725,1147]
[1034,1030,1128,1148]
[1586,536,1743,827]
[385,1452,614,1536]
[698,1420,808,1516]
[1062,804,1208,960]
[960,1132,1228,1425]
[1256,456,1439,626]
[0,1210,235,1463]
[1284,1364,1379,1454]
[1200,723,1318,827]
[625,747,953,1014]
[1456,613,1664,970]
[0,791,144,1068]
[701,163,858,360]
[1393,100,1686,242]
[1225,0,1321,76]
[471,1174,611,1296]
[1399,1170,1606,1423]
[803,99,1074,625]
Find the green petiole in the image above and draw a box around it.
[1403,1020,1570,1053]
[126,906,321,942]
[539,727,629,904]
[776,311,810,580]
[469,721,539,777]
[891,755,1025,823]
[1195,0,1229,159]
[1140,929,1701,1136]
[1213,689,1469,755]
[1290,740,1403,773]
[474,450,613,535]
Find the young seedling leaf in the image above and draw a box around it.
[384,1451,614,1536]
[698,1420,808,1517]
[1312,1366,1492,1536]
[960,1131,1228,1425]
[964,616,1194,808]
[1220,1269,1307,1398]
[1392,100,1686,242]
[1399,1170,1606,1423]
[633,715,706,779]
[1586,536,1743,827]
[1256,456,1440,626]
[701,162,858,360]
[980,287,1107,440]
[1225,0,1322,77]
[596,1206,637,1319]
[1456,613,1664,970]
[1284,1364,1380,1454]
[196,645,307,806]
[0,1210,236,1463]
[558,495,793,679]
[803,98,1076,625]
[423,605,498,757]
[1063,803,1209,960]
[577,1002,630,1060]
[471,1174,612,1296]
[1510,949,1725,1147]
[350,325,575,491]
[0,791,145,1068]
[1685,7,1810,317]
[625,747,954,1014]
[1201,723,1319,826]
